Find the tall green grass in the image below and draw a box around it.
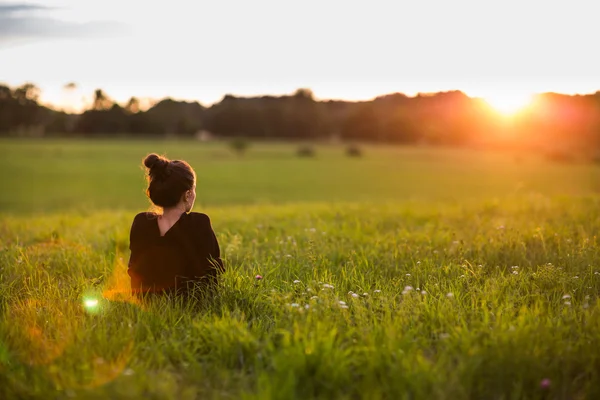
[1,139,599,399]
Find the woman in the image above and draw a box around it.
[128,153,223,296]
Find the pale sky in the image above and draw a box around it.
[1,0,599,111]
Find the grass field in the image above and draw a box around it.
[1,138,600,399]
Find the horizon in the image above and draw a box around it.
[2,0,599,112]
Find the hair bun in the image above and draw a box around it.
[143,153,169,175]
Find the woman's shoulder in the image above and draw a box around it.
[186,212,212,225]
[131,212,158,228]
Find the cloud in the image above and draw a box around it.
[0,3,50,13]
[0,2,127,44]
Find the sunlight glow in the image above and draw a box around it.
[84,298,99,309]
[483,92,535,116]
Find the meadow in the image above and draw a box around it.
[1,138,600,399]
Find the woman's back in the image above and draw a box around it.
[128,212,223,294]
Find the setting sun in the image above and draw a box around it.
[483,92,535,116]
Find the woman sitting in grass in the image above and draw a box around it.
[127,153,223,297]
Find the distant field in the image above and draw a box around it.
[1,139,600,399]
[0,138,597,213]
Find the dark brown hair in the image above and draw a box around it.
[143,153,195,208]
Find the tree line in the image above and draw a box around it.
[1,83,599,154]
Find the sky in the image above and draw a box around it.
[1,0,599,111]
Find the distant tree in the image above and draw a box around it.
[125,97,140,114]
[293,88,315,101]
[13,83,40,104]
[92,89,113,111]
[230,137,250,156]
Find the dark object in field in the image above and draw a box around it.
[297,145,316,157]
[346,145,363,157]
[230,137,249,155]
[545,149,575,163]
[128,212,224,296]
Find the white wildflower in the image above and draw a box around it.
[304,304,310,309]
[293,280,301,284]
[339,301,347,306]
[362,293,369,297]
[310,296,319,300]
[351,293,359,298]
[421,290,427,295]
[340,305,349,309]
[446,292,454,298]
[322,283,334,289]
[290,303,299,308]
[373,290,381,293]
[564,301,571,306]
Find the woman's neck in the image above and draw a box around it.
[161,205,186,220]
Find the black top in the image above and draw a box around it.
[127,212,224,294]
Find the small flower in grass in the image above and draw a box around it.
[362,292,369,297]
[562,294,571,299]
[564,301,571,306]
[293,280,301,284]
[348,291,354,295]
[339,301,347,305]
[351,293,359,298]
[290,303,300,308]
[421,290,427,295]
[402,286,413,295]
[595,272,600,276]
[122,368,135,376]
[285,254,293,258]
[374,290,381,293]
[446,292,454,298]
[322,283,334,289]
[304,304,310,309]
[416,288,420,291]
[416,261,421,265]
[511,266,519,270]
[255,275,263,280]
[310,296,319,300]
[573,276,579,279]
[512,271,519,275]
[340,304,349,309]
[540,378,551,390]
